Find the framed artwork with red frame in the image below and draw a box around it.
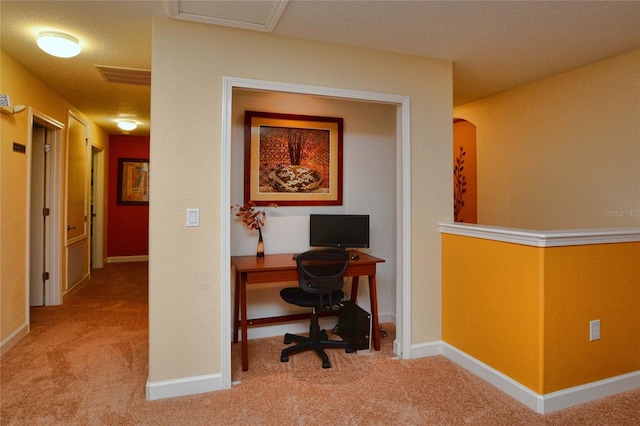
[244,111,343,206]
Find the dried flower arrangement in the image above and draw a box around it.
[231,202,277,230]
[231,202,277,258]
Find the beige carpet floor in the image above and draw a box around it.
[1,262,638,425]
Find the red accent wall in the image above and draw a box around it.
[108,135,150,257]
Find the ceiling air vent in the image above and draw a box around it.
[96,65,151,86]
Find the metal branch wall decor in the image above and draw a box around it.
[454,146,467,222]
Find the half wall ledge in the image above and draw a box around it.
[439,222,640,413]
[438,223,640,247]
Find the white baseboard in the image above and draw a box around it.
[0,322,29,356]
[439,342,543,412]
[106,255,149,263]
[146,373,223,400]
[407,339,443,357]
[411,340,640,414]
[541,370,640,413]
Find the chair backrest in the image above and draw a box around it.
[296,248,350,296]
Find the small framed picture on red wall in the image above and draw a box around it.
[117,158,149,205]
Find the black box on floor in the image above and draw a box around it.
[337,301,370,350]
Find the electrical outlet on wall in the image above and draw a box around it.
[589,319,600,341]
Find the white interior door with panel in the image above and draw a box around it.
[66,112,90,291]
[29,126,47,306]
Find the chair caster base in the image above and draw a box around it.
[322,361,331,369]
[346,347,355,353]
[284,333,295,345]
[281,355,289,363]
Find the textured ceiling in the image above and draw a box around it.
[1,1,639,135]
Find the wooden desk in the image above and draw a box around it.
[232,253,385,371]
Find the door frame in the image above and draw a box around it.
[220,77,413,389]
[91,147,105,269]
[27,108,63,307]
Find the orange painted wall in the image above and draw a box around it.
[442,234,542,392]
[442,234,640,395]
[543,242,640,393]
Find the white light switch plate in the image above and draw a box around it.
[186,208,199,227]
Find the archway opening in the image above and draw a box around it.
[453,119,477,224]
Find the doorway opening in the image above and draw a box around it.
[91,147,105,269]
[221,77,412,389]
[453,119,477,224]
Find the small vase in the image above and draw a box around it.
[256,227,265,258]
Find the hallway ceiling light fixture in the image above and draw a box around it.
[117,120,138,131]
[37,31,81,58]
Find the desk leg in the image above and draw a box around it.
[233,270,240,344]
[368,274,381,351]
[350,276,360,302]
[240,275,249,371]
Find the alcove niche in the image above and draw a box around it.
[222,83,410,382]
[229,88,398,343]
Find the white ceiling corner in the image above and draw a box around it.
[168,0,289,32]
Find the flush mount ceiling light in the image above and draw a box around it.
[117,120,137,131]
[37,31,81,58]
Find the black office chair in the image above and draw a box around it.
[280,248,355,368]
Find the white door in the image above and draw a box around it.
[30,126,48,306]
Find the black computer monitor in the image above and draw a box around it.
[309,214,370,249]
